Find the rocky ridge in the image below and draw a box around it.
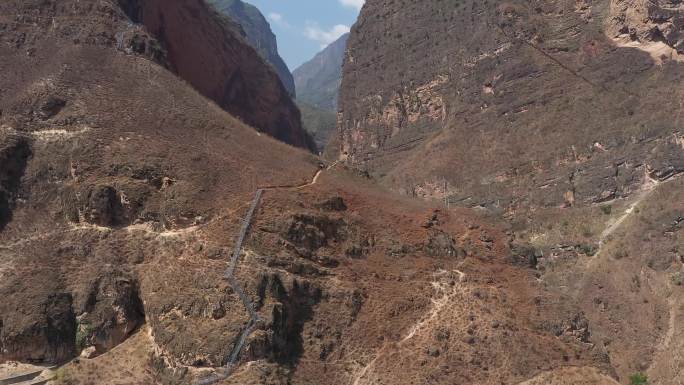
[207,0,297,98]
[294,33,349,111]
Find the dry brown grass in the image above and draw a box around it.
[49,326,158,385]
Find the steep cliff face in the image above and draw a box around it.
[339,0,683,209]
[338,1,684,382]
[207,0,297,97]
[294,33,349,111]
[118,0,312,150]
[297,102,337,152]
[294,33,349,152]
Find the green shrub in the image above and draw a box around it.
[600,205,612,215]
[612,248,628,260]
[578,244,597,256]
[672,271,684,286]
[54,368,73,385]
[629,373,648,385]
[76,321,94,351]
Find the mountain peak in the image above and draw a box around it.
[294,33,349,111]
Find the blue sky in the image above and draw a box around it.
[245,0,364,70]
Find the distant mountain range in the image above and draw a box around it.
[206,0,350,153]
[294,33,349,152]
[294,33,349,111]
[208,0,296,97]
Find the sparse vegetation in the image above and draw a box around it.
[600,205,612,215]
[629,372,648,385]
[577,243,597,256]
[76,321,95,351]
[672,271,684,286]
[612,248,628,260]
[54,367,74,385]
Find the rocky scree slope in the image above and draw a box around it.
[0,1,613,384]
[337,0,684,382]
[207,0,296,98]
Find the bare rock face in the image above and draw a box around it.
[337,0,684,210]
[207,0,296,97]
[82,186,127,227]
[294,33,349,111]
[117,0,313,150]
[608,0,684,59]
[245,274,322,364]
[0,132,30,231]
[72,270,145,356]
[0,292,76,363]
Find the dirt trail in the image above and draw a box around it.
[351,269,465,385]
[259,160,339,190]
[647,297,684,384]
[592,171,682,266]
[598,174,660,248]
[400,269,465,344]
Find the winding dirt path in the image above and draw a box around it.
[351,269,465,385]
[598,174,660,249]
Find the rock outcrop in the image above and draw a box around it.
[0,132,30,231]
